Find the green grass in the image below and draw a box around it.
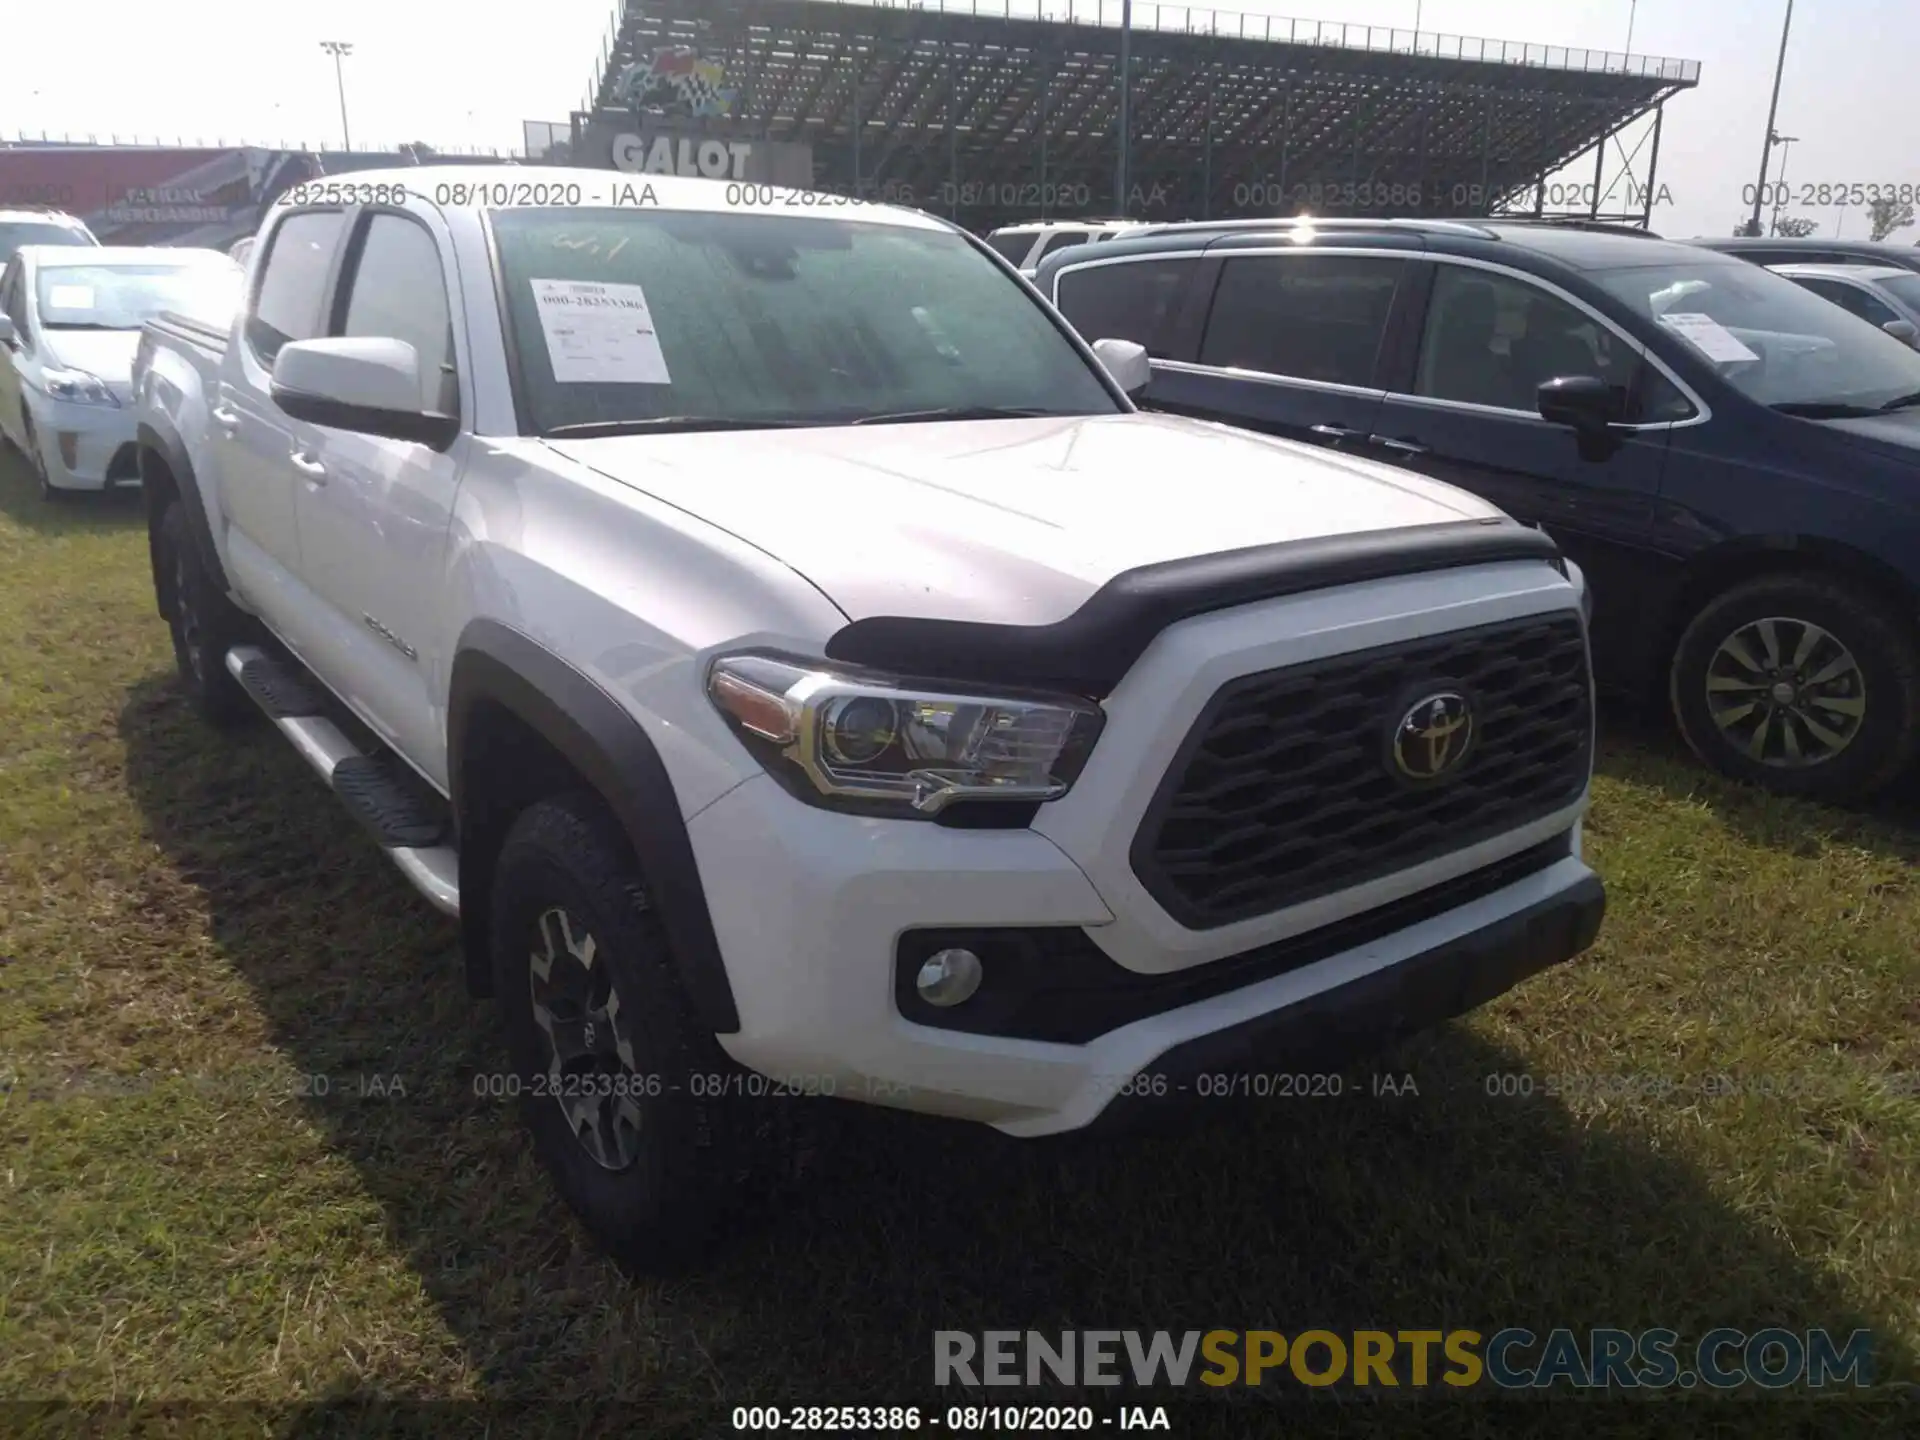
[1,445,1916,1435]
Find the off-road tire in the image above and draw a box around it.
[157,501,253,726]
[1670,572,1920,804]
[490,793,809,1274]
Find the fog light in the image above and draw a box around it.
[58,432,80,469]
[914,947,983,1007]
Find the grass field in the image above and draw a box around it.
[1,443,1917,1437]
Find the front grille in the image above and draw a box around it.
[1131,611,1591,929]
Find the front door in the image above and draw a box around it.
[291,207,466,781]
[1369,262,1683,689]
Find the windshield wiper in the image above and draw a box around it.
[1768,400,1884,419]
[847,405,1077,426]
[1876,389,1920,413]
[542,416,820,438]
[44,322,128,332]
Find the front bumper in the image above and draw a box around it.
[29,396,139,491]
[1083,868,1604,1134]
[690,772,1601,1138]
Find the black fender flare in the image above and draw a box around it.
[137,418,231,607]
[447,619,742,1034]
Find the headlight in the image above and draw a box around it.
[706,653,1104,818]
[43,369,119,407]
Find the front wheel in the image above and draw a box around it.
[1670,573,1920,804]
[21,415,65,503]
[490,795,805,1274]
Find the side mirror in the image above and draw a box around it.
[0,315,15,346]
[1882,319,1918,347]
[1537,375,1625,435]
[1091,336,1153,397]
[270,337,456,449]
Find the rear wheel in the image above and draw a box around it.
[490,794,805,1274]
[1670,573,1920,804]
[156,501,252,726]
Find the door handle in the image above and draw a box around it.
[1309,424,1367,440]
[211,404,240,433]
[290,450,327,484]
[1369,434,1430,455]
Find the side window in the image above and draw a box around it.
[1844,286,1900,326]
[1034,229,1093,262]
[0,262,22,332]
[1631,361,1697,423]
[1415,265,1633,413]
[247,210,347,365]
[1053,259,1194,357]
[1198,255,1404,387]
[337,213,457,416]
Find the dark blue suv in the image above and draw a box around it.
[1035,218,1920,804]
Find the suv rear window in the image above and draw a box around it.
[1053,258,1193,357]
[1198,255,1404,387]
[983,232,1032,264]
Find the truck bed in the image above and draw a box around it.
[146,310,229,360]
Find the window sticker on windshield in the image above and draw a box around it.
[47,285,94,310]
[530,278,670,384]
[1658,311,1759,364]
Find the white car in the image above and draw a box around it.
[134,167,1603,1271]
[0,207,97,267]
[0,245,241,498]
[1767,262,1920,348]
[984,219,1148,275]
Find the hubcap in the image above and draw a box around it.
[173,548,205,681]
[527,906,645,1171]
[1705,615,1867,769]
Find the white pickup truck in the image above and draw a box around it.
[132,166,1604,1272]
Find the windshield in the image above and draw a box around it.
[1878,273,1920,313]
[1592,259,1920,409]
[35,262,242,331]
[1,222,94,264]
[491,208,1118,434]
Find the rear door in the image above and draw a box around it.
[217,206,349,612]
[1368,258,1687,685]
[1147,249,1412,453]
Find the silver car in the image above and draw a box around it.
[0,245,241,498]
[1768,262,1920,348]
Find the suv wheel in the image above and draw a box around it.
[490,795,802,1274]
[157,501,252,726]
[1670,573,1920,803]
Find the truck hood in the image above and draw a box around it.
[544,411,1505,625]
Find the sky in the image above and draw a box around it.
[4,0,1917,242]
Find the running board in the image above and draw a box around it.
[226,645,460,918]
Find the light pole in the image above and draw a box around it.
[1768,134,1798,234]
[319,40,354,151]
[1625,0,1637,53]
[1747,0,1794,237]
[1115,0,1133,216]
